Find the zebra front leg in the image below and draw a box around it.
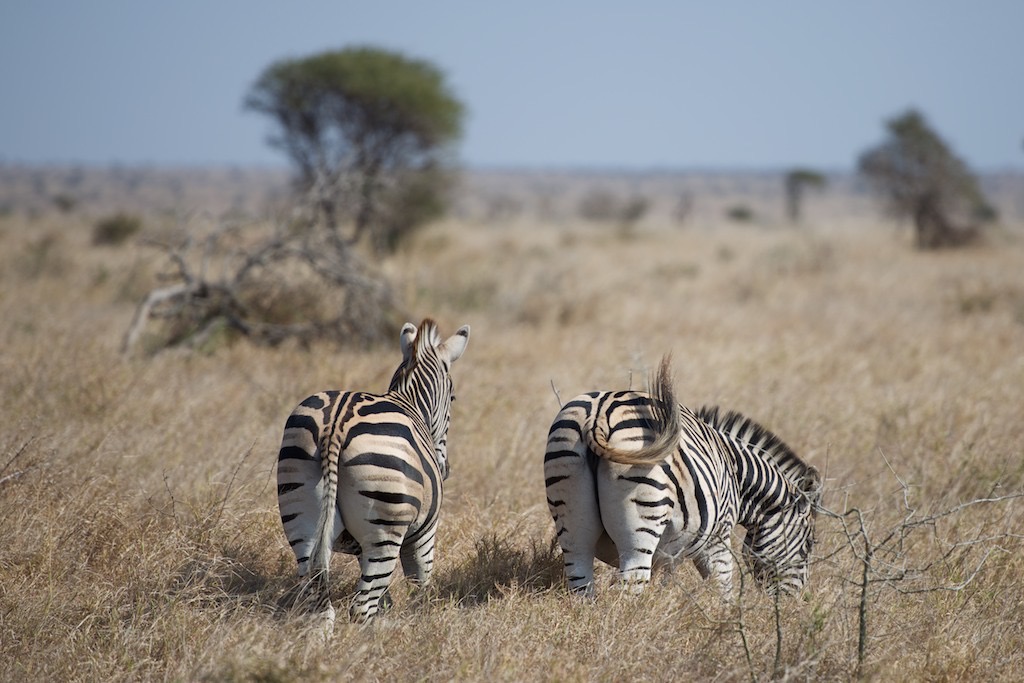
[652,552,685,587]
[693,539,736,597]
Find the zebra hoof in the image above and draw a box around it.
[568,585,596,600]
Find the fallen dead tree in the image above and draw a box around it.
[122,204,402,355]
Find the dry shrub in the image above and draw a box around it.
[92,212,143,246]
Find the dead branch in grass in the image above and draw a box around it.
[122,199,403,355]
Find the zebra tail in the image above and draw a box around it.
[590,355,682,466]
[307,425,341,587]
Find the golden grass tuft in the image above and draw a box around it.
[2,205,1024,681]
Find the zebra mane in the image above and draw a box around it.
[389,318,442,392]
[695,405,819,496]
[414,319,442,356]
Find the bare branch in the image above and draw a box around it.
[122,282,193,354]
[549,380,562,407]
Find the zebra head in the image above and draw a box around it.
[390,319,470,480]
[743,466,822,595]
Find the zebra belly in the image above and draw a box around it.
[658,475,736,561]
[658,516,722,560]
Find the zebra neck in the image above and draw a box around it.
[388,385,442,445]
[389,388,430,423]
[734,451,794,530]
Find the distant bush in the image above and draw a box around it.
[375,167,452,253]
[579,189,618,222]
[725,204,755,223]
[52,194,77,213]
[579,189,649,233]
[93,212,143,246]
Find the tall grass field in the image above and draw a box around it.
[2,172,1023,681]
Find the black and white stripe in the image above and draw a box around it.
[277,319,469,625]
[544,356,820,597]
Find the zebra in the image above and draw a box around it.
[544,356,821,597]
[276,319,469,626]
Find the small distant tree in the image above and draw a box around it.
[857,109,994,249]
[125,46,462,354]
[672,191,694,226]
[245,46,464,253]
[784,168,827,223]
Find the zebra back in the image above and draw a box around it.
[695,405,822,505]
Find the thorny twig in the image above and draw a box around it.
[812,449,1024,676]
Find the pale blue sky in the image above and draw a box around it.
[1,2,1021,170]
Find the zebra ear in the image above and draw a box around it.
[400,323,418,362]
[441,325,470,363]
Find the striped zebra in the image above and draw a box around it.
[276,319,469,626]
[544,356,821,597]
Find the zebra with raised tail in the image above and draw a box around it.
[276,319,469,626]
[544,356,821,597]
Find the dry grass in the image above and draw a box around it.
[2,199,1024,682]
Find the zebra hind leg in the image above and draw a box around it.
[547,459,603,596]
[349,542,403,623]
[554,511,603,597]
[598,470,670,594]
[399,525,438,610]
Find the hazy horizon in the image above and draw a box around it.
[3,2,1022,172]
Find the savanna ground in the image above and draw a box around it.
[2,168,1024,681]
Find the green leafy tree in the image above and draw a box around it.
[857,109,994,249]
[784,168,827,223]
[245,46,464,252]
